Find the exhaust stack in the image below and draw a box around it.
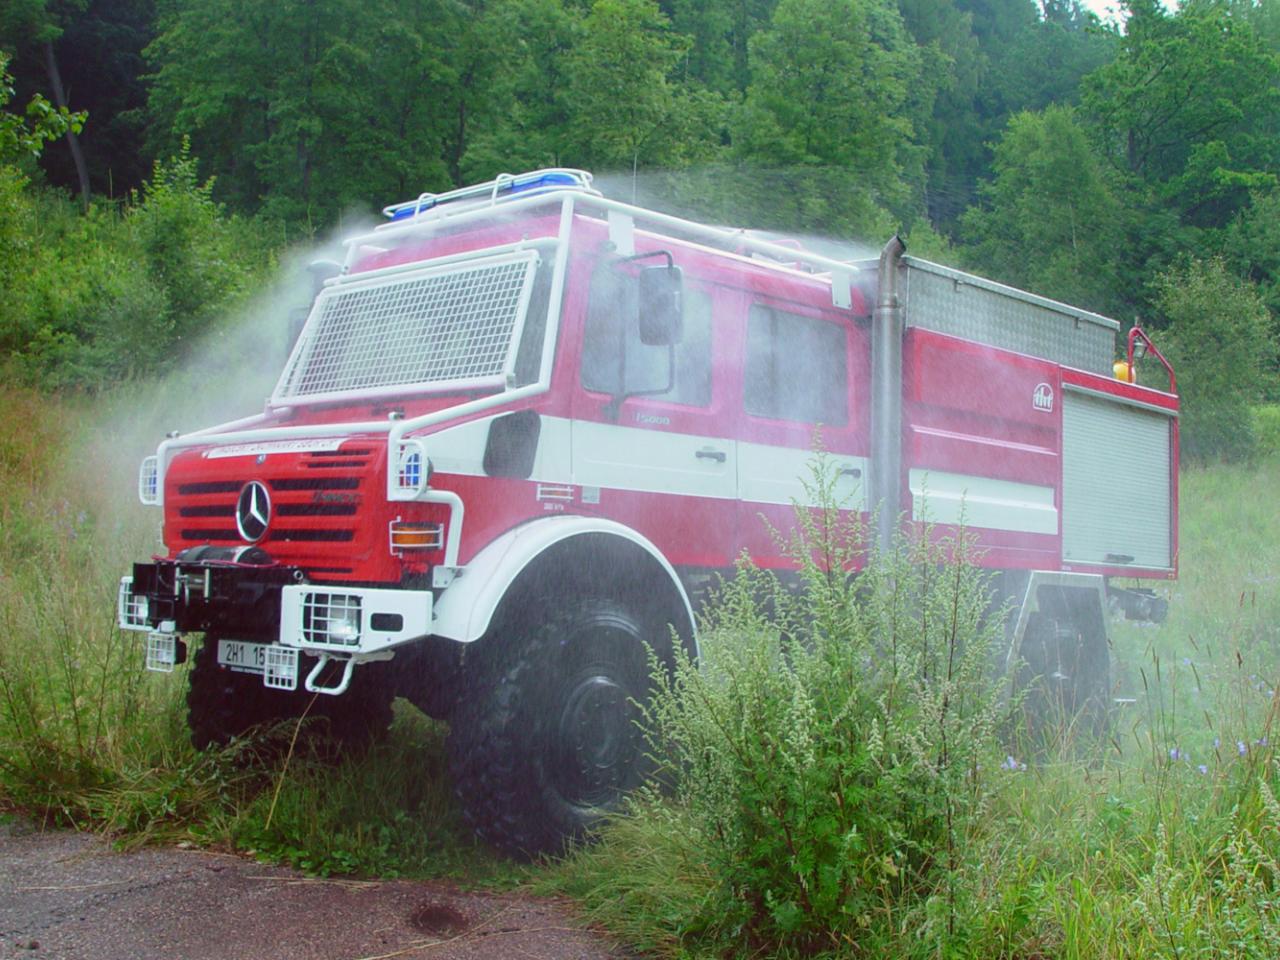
[871,235,906,555]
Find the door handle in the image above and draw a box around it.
[839,466,862,479]
[696,448,727,463]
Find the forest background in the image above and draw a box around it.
[2,0,1279,458]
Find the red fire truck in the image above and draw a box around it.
[118,169,1178,855]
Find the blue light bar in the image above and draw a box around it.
[383,169,594,221]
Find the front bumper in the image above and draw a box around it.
[118,548,432,691]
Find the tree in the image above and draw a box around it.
[1082,0,1280,231]
[0,0,94,205]
[960,105,1125,312]
[1154,258,1276,462]
[0,50,83,164]
[560,0,716,171]
[145,0,462,227]
[732,0,926,235]
[1223,186,1280,320]
[459,0,582,179]
[899,0,983,225]
[665,0,777,95]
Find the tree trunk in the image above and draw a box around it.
[42,41,90,209]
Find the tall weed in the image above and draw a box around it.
[563,456,1011,956]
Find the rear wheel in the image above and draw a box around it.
[1017,598,1111,741]
[447,597,663,858]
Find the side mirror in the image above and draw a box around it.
[638,265,684,346]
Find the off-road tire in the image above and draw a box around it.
[1018,610,1111,740]
[187,636,276,751]
[187,636,394,756]
[446,597,664,859]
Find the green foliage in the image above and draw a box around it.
[1083,0,1280,213]
[961,105,1125,313]
[232,707,504,881]
[0,50,84,164]
[735,0,926,233]
[560,0,719,171]
[1223,186,1280,323]
[566,456,1009,956]
[1154,257,1276,463]
[0,141,273,389]
[1254,404,1280,459]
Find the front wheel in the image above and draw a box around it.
[187,636,394,756]
[447,597,664,858]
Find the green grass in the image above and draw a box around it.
[7,384,1280,956]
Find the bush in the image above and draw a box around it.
[1253,404,1280,460]
[564,457,1011,957]
[0,142,275,390]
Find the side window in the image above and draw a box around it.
[744,305,848,425]
[580,265,712,407]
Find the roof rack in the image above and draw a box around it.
[382,168,597,222]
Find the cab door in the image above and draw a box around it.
[733,296,869,568]
[570,258,737,571]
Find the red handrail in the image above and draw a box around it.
[1128,326,1177,394]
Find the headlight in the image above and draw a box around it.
[138,456,160,505]
[301,592,362,646]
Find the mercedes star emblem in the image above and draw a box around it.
[236,481,271,542]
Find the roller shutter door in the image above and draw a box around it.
[1062,390,1173,569]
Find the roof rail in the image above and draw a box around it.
[382,168,597,222]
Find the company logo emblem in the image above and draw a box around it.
[1032,382,1054,413]
[236,481,271,542]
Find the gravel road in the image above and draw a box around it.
[0,820,628,960]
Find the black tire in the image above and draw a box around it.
[187,635,394,756]
[447,597,664,859]
[187,635,275,751]
[1018,609,1111,740]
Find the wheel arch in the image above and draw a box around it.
[431,516,697,659]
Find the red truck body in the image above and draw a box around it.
[119,169,1178,855]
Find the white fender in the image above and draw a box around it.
[431,516,696,648]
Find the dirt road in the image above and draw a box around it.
[0,819,628,960]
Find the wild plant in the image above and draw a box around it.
[635,453,1010,956]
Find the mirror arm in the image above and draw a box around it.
[603,343,676,421]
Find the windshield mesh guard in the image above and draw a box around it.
[275,251,541,404]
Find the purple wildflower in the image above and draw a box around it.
[1213,737,1221,750]
[1198,765,1208,775]
[1238,741,1248,757]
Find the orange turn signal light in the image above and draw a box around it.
[390,521,445,551]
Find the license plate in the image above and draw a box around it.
[217,639,269,674]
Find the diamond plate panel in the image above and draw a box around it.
[901,258,1119,375]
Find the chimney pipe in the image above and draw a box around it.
[871,236,906,556]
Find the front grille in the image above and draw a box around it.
[268,529,355,543]
[169,445,374,557]
[178,480,240,496]
[271,477,360,491]
[303,449,374,471]
[276,504,358,518]
[180,505,236,518]
[181,528,240,542]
